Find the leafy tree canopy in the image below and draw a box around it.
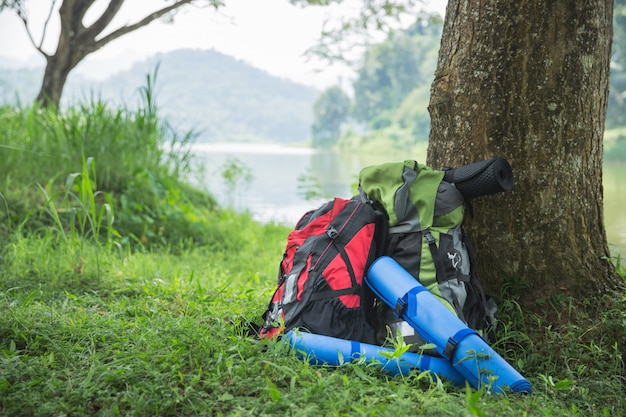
[352,14,442,124]
[311,86,351,147]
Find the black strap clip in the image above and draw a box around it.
[394,297,407,318]
[443,328,479,361]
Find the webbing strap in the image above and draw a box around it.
[309,285,361,301]
[425,230,448,285]
[426,230,466,323]
[334,239,358,288]
[394,285,429,318]
[309,213,359,302]
[443,328,479,362]
[394,163,419,228]
[463,233,494,324]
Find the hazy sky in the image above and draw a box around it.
[0,0,447,89]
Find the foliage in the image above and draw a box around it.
[33,155,118,247]
[351,15,442,125]
[220,158,254,191]
[608,0,626,129]
[219,157,254,209]
[604,128,626,161]
[313,7,626,157]
[292,0,424,65]
[0,70,192,191]
[310,14,443,150]
[311,86,352,147]
[0,72,219,250]
[613,0,626,68]
[297,169,329,201]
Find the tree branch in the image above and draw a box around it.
[87,0,195,54]
[79,0,125,40]
[15,3,50,58]
[40,0,60,49]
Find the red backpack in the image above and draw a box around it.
[259,197,387,344]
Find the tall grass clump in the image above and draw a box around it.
[0,69,218,248]
[1,69,191,192]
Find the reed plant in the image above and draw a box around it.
[0,69,192,193]
[0,70,216,248]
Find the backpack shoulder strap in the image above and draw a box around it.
[372,200,389,258]
[424,229,467,323]
[463,232,498,337]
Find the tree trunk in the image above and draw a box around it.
[427,0,624,306]
[35,0,104,108]
[36,50,76,108]
[33,0,195,108]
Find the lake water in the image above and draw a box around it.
[190,143,626,258]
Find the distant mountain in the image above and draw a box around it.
[0,49,320,143]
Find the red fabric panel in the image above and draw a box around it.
[322,223,376,308]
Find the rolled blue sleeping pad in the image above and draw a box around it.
[365,256,531,394]
[283,330,466,385]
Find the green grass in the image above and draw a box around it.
[0,73,217,248]
[1,89,625,416]
[1,230,624,416]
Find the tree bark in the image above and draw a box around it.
[427,0,624,305]
[36,0,123,107]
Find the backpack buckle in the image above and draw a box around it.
[326,226,338,239]
[394,297,407,318]
[425,230,436,246]
[443,328,480,361]
[443,337,460,361]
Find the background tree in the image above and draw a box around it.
[311,86,351,147]
[607,0,626,127]
[2,0,225,108]
[1,0,422,109]
[427,0,624,306]
[352,15,441,127]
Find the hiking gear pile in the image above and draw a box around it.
[258,157,528,393]
[358,159,500,348]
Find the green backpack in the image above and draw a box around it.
[358,160,498,349]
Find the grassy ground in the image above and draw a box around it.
[1,228,624,416]
[1,97,625,416]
